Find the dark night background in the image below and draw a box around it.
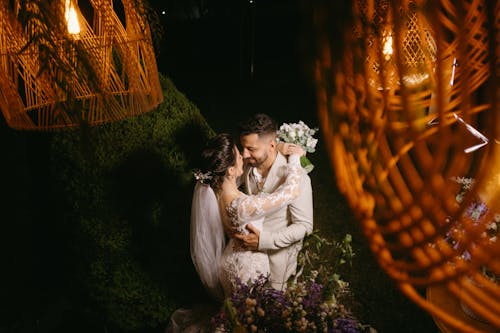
[0,0,440,332]
[155,0,319,131]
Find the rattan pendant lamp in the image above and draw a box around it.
[315,0,500,332]
[0,0,162,130]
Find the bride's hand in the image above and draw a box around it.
[287,143,306,156]
[283,143,305,157]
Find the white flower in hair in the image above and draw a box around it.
[193,169,212,183]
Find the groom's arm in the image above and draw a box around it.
[258,174,313,250]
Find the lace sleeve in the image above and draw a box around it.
[232,154,302,222]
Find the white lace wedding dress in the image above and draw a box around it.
[219,155,302,296]
[167,155,301,332]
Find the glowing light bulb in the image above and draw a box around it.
[65,0,80,35]
[382,34,393,61]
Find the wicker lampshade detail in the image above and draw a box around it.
[0,0,162,130]
[315,1,500,331]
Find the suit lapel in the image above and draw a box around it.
[262,152,287,193]
[244,152,287,195]
[243,165,257,195]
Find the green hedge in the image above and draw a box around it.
[51,74,215,331]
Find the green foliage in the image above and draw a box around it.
[294,230,355,303]
[50,74,215,331]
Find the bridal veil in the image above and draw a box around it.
[190,182,225,301]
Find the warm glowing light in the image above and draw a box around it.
[401,72,429,86]
[382,33,393,61]
[65,0,80,35]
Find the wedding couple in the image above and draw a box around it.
[192,113,313,298]
[168,113,313,332]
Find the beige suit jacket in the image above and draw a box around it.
[243,152,313,290]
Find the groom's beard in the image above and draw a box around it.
[245,152,268,168]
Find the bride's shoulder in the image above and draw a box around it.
[220,191,245,209]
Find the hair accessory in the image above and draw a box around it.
[193,169,213,183]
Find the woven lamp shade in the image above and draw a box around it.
[315,0,500,331]
[0,0,162,130]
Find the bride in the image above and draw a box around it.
[192,133,304,298]
[168,133,303,332]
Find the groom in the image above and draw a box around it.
[234,113,314,290]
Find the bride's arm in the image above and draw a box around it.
[235,152,303,221]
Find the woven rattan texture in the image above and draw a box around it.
[315,1,500,331]
[0,0,162,130]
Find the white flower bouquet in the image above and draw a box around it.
[277,120,318,173]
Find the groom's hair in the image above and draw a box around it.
[238,113,277,138]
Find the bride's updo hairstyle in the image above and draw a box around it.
[197,133,236,191]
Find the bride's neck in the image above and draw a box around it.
[220,178,239,197]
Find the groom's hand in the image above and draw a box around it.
[234,224,260,251]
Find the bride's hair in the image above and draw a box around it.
[199,133,236,191]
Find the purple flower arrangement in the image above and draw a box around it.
[447,178,499,247]
[210,232,376,333]
[210,274,371,333]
